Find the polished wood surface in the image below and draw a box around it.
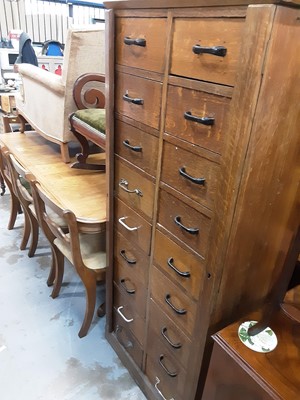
[203,309,300,399]
[0,132,106,228]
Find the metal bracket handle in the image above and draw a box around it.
[120,249,137,265]
[117,306,133,323]
[184,111,214,126]
[159,355,178,377]
[120,278,136,295]
[119,178,143,196]
[123,139,142,152]
[174,215,199,235]
[155,377,175,400]
[124,37,146,47]
[165,294,187,315]
[123,93,144,105]
[118,216,140,231]
[192,44,227,57]
[161,327,182,349]
[179,166,205,185]
[167,257,190,278]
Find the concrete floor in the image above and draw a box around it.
[0,190,146,400]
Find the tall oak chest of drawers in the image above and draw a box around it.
[103,1,300,399]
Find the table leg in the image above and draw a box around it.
[0,172,5,196]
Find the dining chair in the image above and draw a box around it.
[29,177,107,338]
[0,147,20,229]
[4,150,40,257]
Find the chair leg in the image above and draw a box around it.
[20,210,31,250]
[7,193,20,230]
[47,247,56,287]
[51,246,64,299]
[78,272,97,338]
[28,216,39,257]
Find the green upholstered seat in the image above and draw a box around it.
[73,108,106,133]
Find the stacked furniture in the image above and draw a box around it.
[104,1,300,399]
[15,26,105,163]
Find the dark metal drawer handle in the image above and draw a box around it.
[167,257,190,278]
[124,37,146,47]
[159,355,178,377]
[165,294,187,315]
[184,111,214,126]
[119,179,143,196]
[123,93,144,105]
[117,306,133,323]
[120,278,136,295]
[161,327,182,349]
[174,216,199,235]
[192,44,227,57]
[120,249,137,265]
[123,139,142,152]
[179,166,205,186]
[115,325,133,349]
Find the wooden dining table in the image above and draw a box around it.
[0,131,107,233]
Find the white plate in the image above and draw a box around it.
[238,320,278,353]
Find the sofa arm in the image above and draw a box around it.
[17,63,65,95]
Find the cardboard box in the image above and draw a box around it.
[0,93,16,114]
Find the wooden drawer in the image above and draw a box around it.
[113,309,143,369]
[115,156,155,220]
[113,283,145,347]
[170,18,244,86]
[165,84,231,154]
[115,17,167,73]
[153,230,205,301]
[146,354,186,400]
[114,198,152,255]
[150,265,197,337]
[115,71,162,130]
[115,119,159,177]
[114,258,147,318]
[114,230,149,283]
[161,140,220,210]
[157,189,212,259]
[148,299,192,370]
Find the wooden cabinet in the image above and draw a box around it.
[104,1,300,399]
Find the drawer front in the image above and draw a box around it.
[165,85,231,154]
[161,140,220,210]
[114,230,149,283]
[149,299,192,370]
[115,17,167,73]
[170,18,244,86]
[114,284,145,347]
[146,355,186,400]
[113,309,143,369]
[150,265,197,336]
[115,72,162,130]
[158,189,211,259]
[114,259,147,318]
[114,199,152,255]
[115,157,155,220]
[153,230,205,301]
[115,119,159,177]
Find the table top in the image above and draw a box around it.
[0,131,107,231]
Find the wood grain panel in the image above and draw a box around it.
[115,71,163,130]
[170,17,245,86]
[115,17,167,72]
[165,84,231,154]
